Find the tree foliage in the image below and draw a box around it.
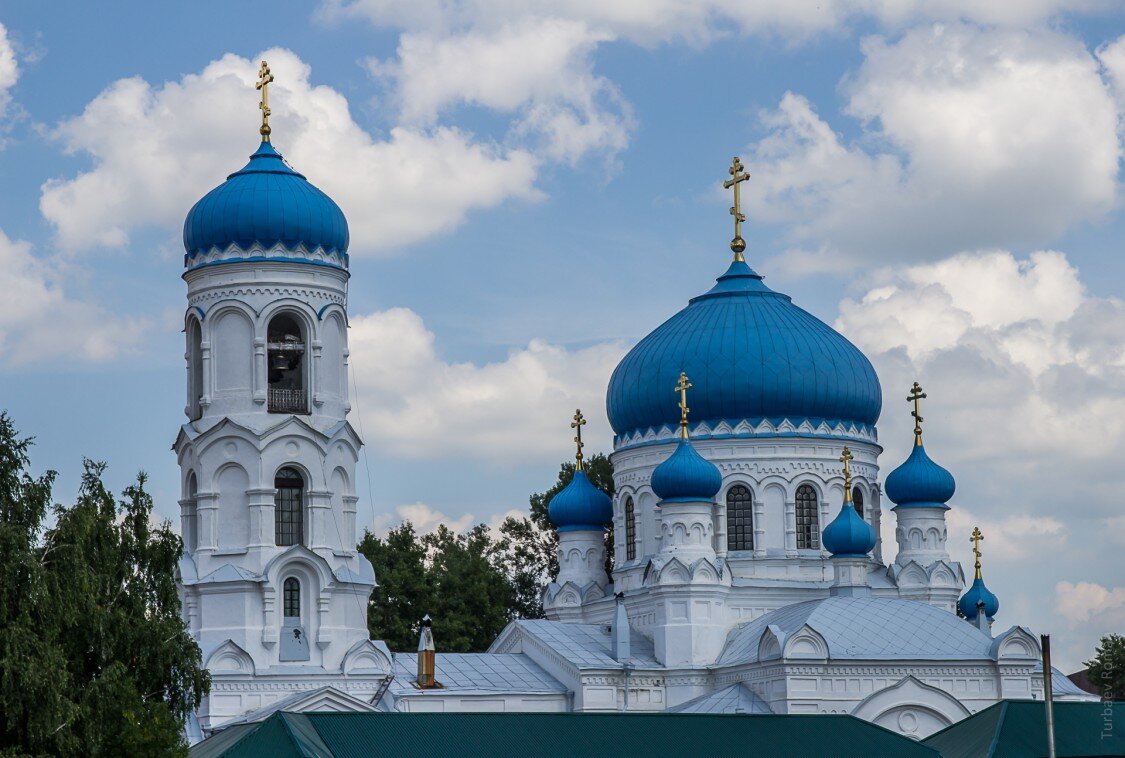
[1085,633,1125,701]
[360,522,516,652]
[0,412,209,756]
[361,453,615,649]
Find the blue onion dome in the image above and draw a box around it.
[606,260,882,445]
[822,503,876,558]
[183,140,349,270]
[959,577,1000,620]
[651,439,723,502]
[547,470,613,532]
[885,444,956,508]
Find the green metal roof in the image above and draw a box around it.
[191,711,940,758]
[923,700,1123,758]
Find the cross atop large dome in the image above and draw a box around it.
[605,258,882,447]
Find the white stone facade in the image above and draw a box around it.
[176,257,391,736]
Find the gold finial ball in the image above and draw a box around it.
[730,236,746,254]
[260,123,272,137]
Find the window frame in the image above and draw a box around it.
[795,483,820,550]
[624,495,636,561]
[725,484,754,551]
[274,466,305,547]
[283,577,300,619]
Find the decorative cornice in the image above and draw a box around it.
[185,241,348,271]
[614,417,878,452]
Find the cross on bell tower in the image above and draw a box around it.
[256,60,275,140]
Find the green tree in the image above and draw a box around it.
[360,522,516,652]
[359,522,432,651]
[0,413,209,756]
[423,524,514,651]
[1085,633,1125,701]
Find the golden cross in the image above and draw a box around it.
[256,60,275,141]
[674,371,693,440]
[840,446,854,503]
[571,409,587,471]
[723,156,750,262]
[907,381,927,446]
[970,526,984,580]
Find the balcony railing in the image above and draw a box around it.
[268,387,308,414]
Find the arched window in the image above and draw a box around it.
[726,485,754,551]
[852,486,864,520]
[795,484,819,550]
[187,318,203,420]
[267,313,307,414]
[624,496,636,561]
[275,467,304,547]
[283,577,300,618]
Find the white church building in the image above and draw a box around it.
[177,66,1093,743]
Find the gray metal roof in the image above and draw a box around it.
[389,652,567,695]
[668,684,774,714]
[510,619,659,669]
[719,596,994,664]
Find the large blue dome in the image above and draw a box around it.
[607,260,882,444]
[183,141,349,269]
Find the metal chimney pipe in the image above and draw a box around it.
[1041,634,1056,758]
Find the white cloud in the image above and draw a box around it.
[370,501,524,536]
[1055,581,1125,624]
[748,25,1120,266]
[0,229,145,366]
[40,48,539,255]
[841,249,1124,668]
[839,249,1125,468]
[0,22,18,120]
[322,1,1108,45]
[375,19,632,164]
[348,306,625,461]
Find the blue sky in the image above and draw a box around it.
[1,1,1124,669]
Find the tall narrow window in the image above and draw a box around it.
[187,318,203,421]
[267,314,307,414]
[726,484,754,551]
[795,484,819,550]
[624,496,636,561]
[852,486,864,520]
[283,577,300,618]
[275,467,304,547]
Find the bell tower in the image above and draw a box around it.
[174,62,390,735]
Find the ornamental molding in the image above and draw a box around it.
[189,287,345,309]
[186,242,348,271]
[208,677,385,693]
[614,417,878,452]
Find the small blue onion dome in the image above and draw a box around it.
[822,503,877,558]
[547,470,613,532]
[183,140,349,267]
[959,577,1000,620]
[884,444,956,508]
[606,260,882,443]
[651,439,723,502]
